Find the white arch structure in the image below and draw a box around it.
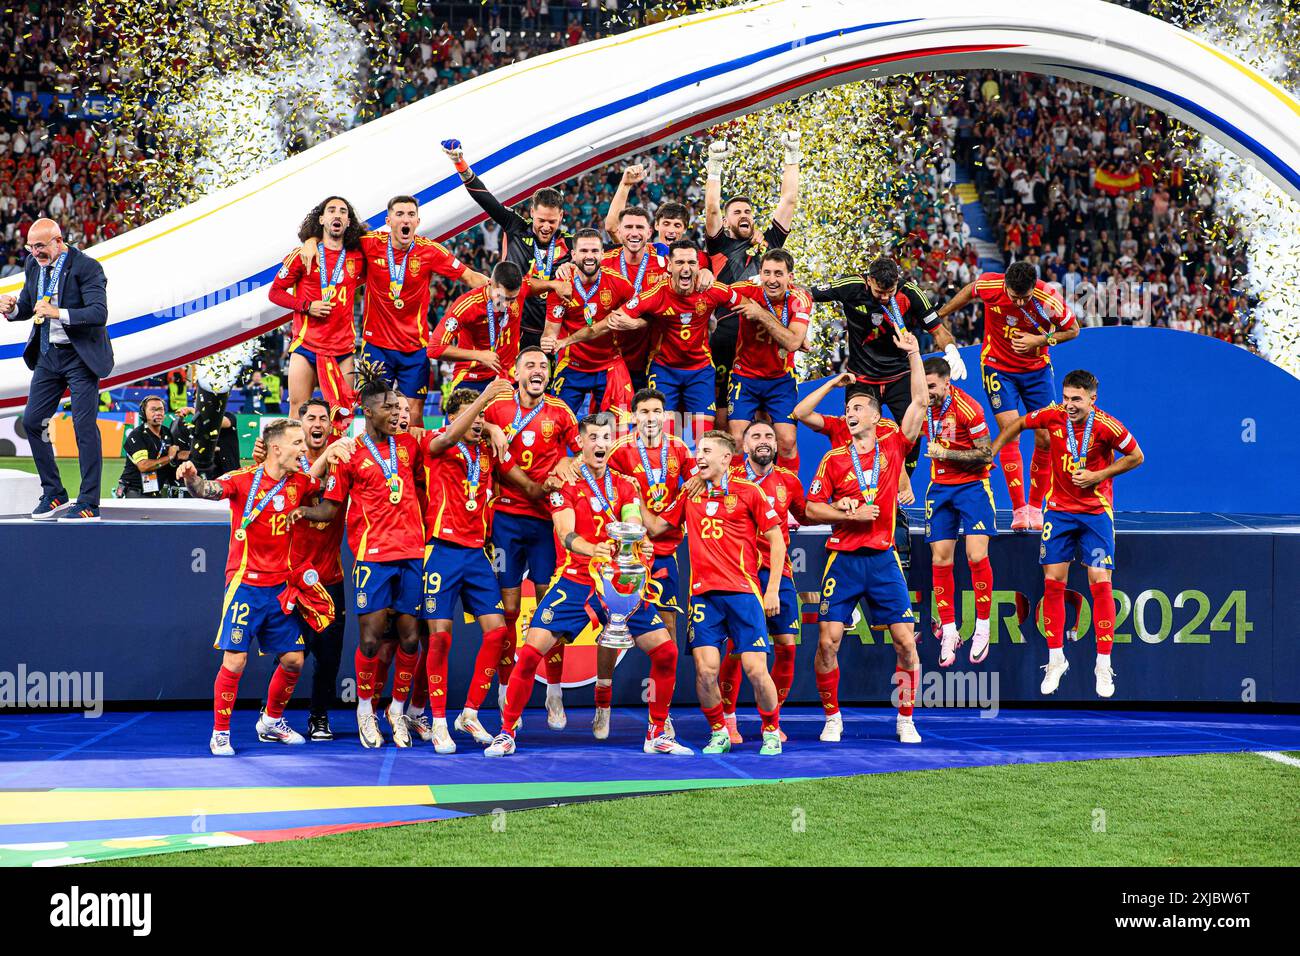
[3,0,1298,410]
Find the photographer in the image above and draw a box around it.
[118,396,190,498]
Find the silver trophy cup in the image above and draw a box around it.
[591,521,650,649]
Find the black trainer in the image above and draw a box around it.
[308,714,334,741]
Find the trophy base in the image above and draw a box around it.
[596,628,636,650]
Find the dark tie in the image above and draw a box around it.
[38,266,50,357]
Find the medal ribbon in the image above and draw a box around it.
[580,463,617,521]
[533,235,557,278]
[880,293,904,334]
[318,245,346,299]
[485,295,498,351]
[1066,409,1095,469]
[926,393,953,442]
[38,251,68,301]
[1017,297,1053,337]
[239,466,291,536]
[507,397,544,440]
[573,271,601,327]
[762,291,790,328]
[705,470,731,498]
[458,441,482,502]
[636,434,667,498]
[744,459,771,486]
[386,236,412,301]
[618,250,650,295]
[848,442,882,505]
[361,434,399,493]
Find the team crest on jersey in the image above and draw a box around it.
[990,392,1002,410]
[705,501,719,516]
[356,592,368,609]
[409,257,422,277]
[286,487,298,504]
[540,607,555,624]
[694,302,708,316]
[600,289,613,307]
[775,484,787,503]
[397,447,410,464]
[819,600,830,616]
[445,318,459,333]
[548,491,564,508]
[230,627,244,645]
[540,420,556,440]
[666,457,679,476]
[425,596,436,614]
[724,494,738,513]
[272,495,285,511]
[521,430,536,447]
[346,258,357,277]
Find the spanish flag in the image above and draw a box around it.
[1093,166,1141,195]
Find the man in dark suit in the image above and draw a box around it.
[0,218,114,520]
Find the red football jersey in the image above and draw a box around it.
[602,249,668,377]
[359,232,468,352]
[429,286,531,384]
[485,394,580,521]
[974,272,1076,373]
[669,476,779,597]
[269,245,364,356]
[419,433,513,548]
[325,433,425,563]
[623,279,737,371]
[730,461,805,577]
[808,429,914,552]
[1023,404,1137,515]
[289,454,345,586]
[608,432,696,557]
[545,267,637,373]
[729,281,813,379]
[548,467,643,588]
[924,385,992,485]
[216,467,321,587]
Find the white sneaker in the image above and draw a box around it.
[357,710,384,749]
[430,717,457,754]
[405,710,434,742]
[387,703,411,748]
[939,628,960,667]
[1040,659,1070,695]
[545,687,567,730]
[820,712,843,742]
[644,728,694,755]
[664,715,674,739]
[1095,658,1116,698]
[896,715,922,744]
[970,621,990,664]
[454,709,493,744]
[499,686,521,732]
[484,732,516,757]
[592,706,611,740]
[210,730,235,756]
[255,712,305,745]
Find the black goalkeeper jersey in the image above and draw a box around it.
[810,275,940,383]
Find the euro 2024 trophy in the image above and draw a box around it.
[590,521,652,650]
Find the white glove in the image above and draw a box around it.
[779,129,802,165]
[943,342,968,381]
[705,139,733,180]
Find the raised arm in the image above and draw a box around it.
[793,371,855,433]
[772,130,802,231]
[604,165,644,238]
[704,140,732,239]
[442,139,531,236]
[896,331,929,443]
[936,281,977,321]
[988,415,1028,456]
[424,379,515,456]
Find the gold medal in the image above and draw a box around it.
[388,475,403,505]
[650,499,665,513]
[34,296,49,325]
[466,498,478,512]
[322,286,336,303]
[393,298,404,310]
[235,527,247,541]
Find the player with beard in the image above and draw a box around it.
[483,348,581,731]
[990,370,1142,699]
[603,387,695,738]
[269,197,365,421]
[726,248,811,474]
[418,381,547,751]
[297,368,426,749]
[607,240,738,440]
[937,262,1080,532]
[714,420,805,743]
[484,412,692,757]
[703,132,801,432]
[179,419,337,756]
[805,329,928,745]
[443,139,571,349]
[540,228,639,416]
[659,430,787,755]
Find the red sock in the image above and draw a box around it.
[425,630,452,718]
[969,557,993,621]
[389,648,420,705]
[264,664,300,719]
[213,665,242,731]
[771,644,796,708]
[646,641,678,735]
[1090,580,1115,656]
[372,657,389,702]
[498,611,520,686]
[1043,578,1067,649]
[701,701,726,732]
[501,644,545,735]
[594,679,613,708]
[1029,445,1051,510]
[758,707,780,733]
[544,641,565,685]
[894,666,918,717]
[815,666,840,716]
[1000,442,1026,510]
[408,635,429,710]
[718,653,743,715]
[778,451,800,476]
[354,648,378,703]
[465,626,508,710]
[932,561,956,628]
